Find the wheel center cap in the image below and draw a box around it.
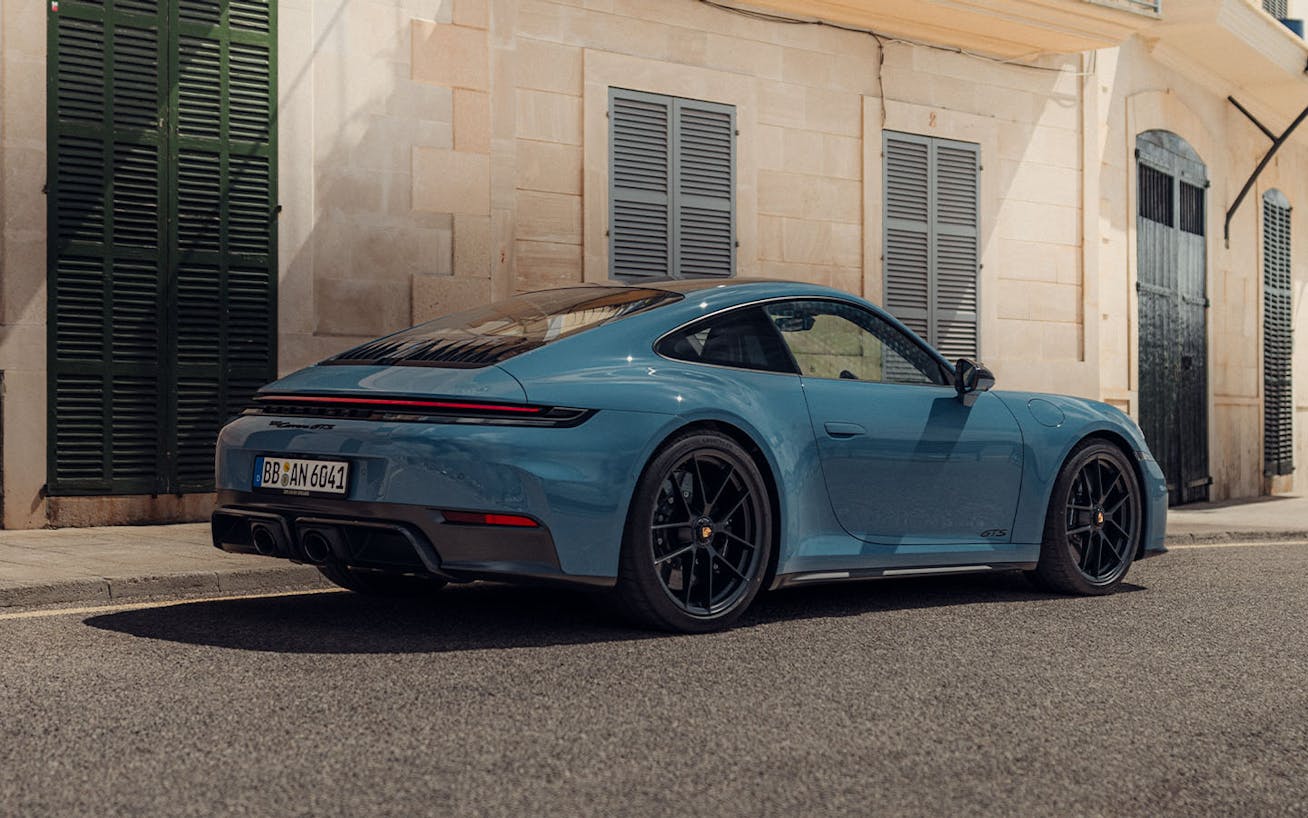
[1093,508,1105,528]
[695,517,715,543]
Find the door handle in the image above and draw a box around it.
[824,422,866,438]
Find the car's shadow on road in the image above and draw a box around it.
[83,572,1146,654]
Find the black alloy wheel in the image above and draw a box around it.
[1030,440,1142,595]
[616,431,772,632]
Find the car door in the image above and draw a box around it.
[764,299,1024,547]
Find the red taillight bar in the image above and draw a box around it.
[258,394,544,414]
[441,510,539,528]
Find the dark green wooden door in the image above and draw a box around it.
[1136,131,1209,506]
[47,0,277,496]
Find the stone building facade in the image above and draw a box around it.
[1,0,1306,527]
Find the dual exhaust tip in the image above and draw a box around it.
[249,521,337,564]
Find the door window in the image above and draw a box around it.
[763,300,949,386]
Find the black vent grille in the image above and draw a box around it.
[1138,163,1174,226]
[328,333,542,368]
[1179,182,1205,236]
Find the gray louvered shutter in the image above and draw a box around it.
[883,133,931,342]
[1263,190,1294,477]
[883,132,979,361]
[933,141,980,361]
[674,99,735,278]
[610,89,735,280]
[610,90,672,280]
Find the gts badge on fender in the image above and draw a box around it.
[980,529,1008,538]
[269,420,336,430]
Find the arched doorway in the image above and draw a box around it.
[1136,130,1210,506]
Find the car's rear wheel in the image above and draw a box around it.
[1029,440,1142,595]
[615,431,772,633]
[317,564,447,596]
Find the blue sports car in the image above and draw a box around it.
[212,279,1168,632]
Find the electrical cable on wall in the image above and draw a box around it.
[697,0,1095,126]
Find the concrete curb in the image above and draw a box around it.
[1164,529,1308,546]
[0,565,329,609]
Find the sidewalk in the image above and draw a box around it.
[1164,493,1308,544]
[0,523,327,608]
[1,496,1306,609]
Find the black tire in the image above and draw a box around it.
[317,563,447,596]
[614,430,773,633]
[1029,439,1142,595]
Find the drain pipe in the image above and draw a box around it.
[1224,98,1308,246]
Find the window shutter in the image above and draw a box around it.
[47,0,275,496]
[884,132,979,360]
[1264,0,1288,18]
[49,3,167,494]
[933,142,980,361]
[173,0,277,491]
[610,90,672,280]
[674,99,735,278]
[610,89,735,280]
[883,133,931,343]
[1263,190,1294,477]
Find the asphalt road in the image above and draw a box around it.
[2,543,1306,817]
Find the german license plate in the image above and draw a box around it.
[253,456,349,497]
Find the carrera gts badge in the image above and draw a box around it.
[980,529,1008,538]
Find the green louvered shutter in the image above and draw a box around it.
[49,0,168,494]
[1263,190,1294,477]
[609,89,735,280]
[47,0,275,496]
[171,0,277,491]
[883,131,980,361]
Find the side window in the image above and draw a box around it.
[657,307,795,374]
[763,300,948,386]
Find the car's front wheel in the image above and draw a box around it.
[317,564,448,596]
[615,431,773,633]
[1029,440,1143,595]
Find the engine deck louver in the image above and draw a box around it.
[327,333,541,368]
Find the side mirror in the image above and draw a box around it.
[954,358,996,407]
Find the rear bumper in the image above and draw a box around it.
[212,491,614,589]
[216,409,678,578]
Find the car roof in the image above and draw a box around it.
[640,277,794,293]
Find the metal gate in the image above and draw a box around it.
[1136,131,1210,506]
[46,0,277,496]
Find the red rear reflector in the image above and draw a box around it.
[260,395,543,414]
[442,510,539,528]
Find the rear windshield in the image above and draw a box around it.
[326,286,682,367]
